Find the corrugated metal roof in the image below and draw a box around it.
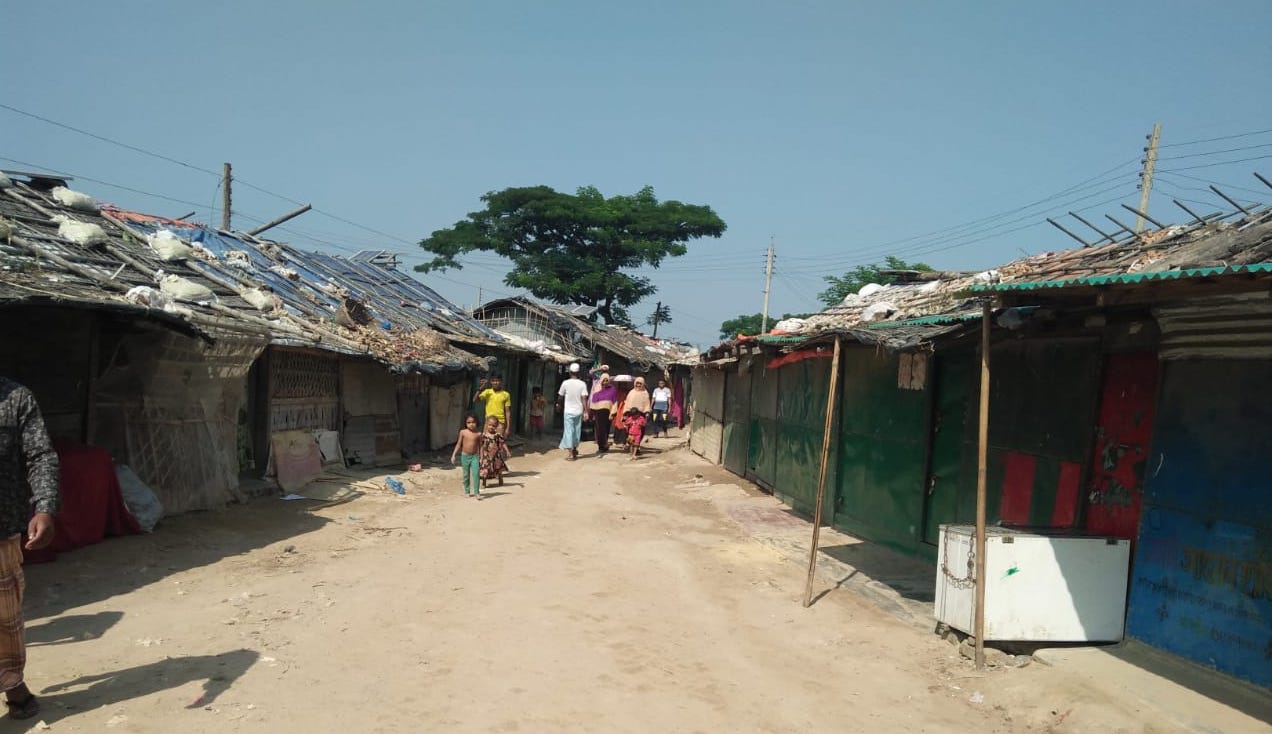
[969,262,1272,293]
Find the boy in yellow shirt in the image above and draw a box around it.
[473,375,512,437]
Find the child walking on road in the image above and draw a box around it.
[529,386,546,439]
[480,416,511,488]
[622,407,647,460]
[451,415,483,498]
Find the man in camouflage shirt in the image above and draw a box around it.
[0,377,60,719]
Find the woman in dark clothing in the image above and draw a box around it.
[589,373,618,452]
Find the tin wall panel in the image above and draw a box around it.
[1126,359,1271,687]
[833,349,930,555]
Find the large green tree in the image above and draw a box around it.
[817,256,935,306]
[718,312,811,341]
[415,185,726,325]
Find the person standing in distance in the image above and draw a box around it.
[556,363,589,461]
[0,377,60,719]
[473,374,512,438]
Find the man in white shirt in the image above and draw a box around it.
[556,363,590,460]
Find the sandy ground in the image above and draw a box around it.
[9,434,1270,733]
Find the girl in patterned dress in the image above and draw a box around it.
[479,416,510,488]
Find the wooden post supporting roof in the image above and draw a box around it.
[974,302,992,669]
[803,337,842,607]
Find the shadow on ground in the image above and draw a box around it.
[818,542,936,603]
[1109,641,1272,724]
[17,649,260,729]
[26,611,124,647]
[23,498,331,617]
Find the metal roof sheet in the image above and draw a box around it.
[969,262,1272,293]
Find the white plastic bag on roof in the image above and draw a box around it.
[269,265,300,281]
[861,301,897,322]
[773,317,810,333]
[225,250,252,269]
[241,287,278,311]
[51,186,99,212]
[190,242,218,261]
[54,216,107,245]
[146,229,194,261]
[124,285,173,309]
[158,273,216,303]
[858,283,886,298]
[973,269,1001,285]
[0,172,12,189]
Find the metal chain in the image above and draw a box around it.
[939,529,976,589]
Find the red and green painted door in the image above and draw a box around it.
[987,339,1101,528]
[1084,352,1158,540]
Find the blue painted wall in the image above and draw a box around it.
[1126,359,1272,688]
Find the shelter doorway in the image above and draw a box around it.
[1084,352,1157,541]
[921,351,974,547]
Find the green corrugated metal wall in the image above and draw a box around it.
[747,363,779,489]
[832,349,931,555]
[722,368,751,475]
[921,350,977,555]
[772,358,833,514]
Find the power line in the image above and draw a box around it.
[776,178,1138,274]
[1157,127,1272,149]
[0,156,268,225]
[1156,142,1272,162]
[1155,171,1270,198]
[779,164,1139,263]
[2,103,433,249]
[0,103,222,177]
[1157,154,1272,173]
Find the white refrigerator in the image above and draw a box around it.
[934,524,1131,642]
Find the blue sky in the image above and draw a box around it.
[6,1,1272,347]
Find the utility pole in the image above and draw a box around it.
[760,237,775,334]
[221,162,233,231]
[1135,124,1161,233]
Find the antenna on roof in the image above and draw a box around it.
[1067,211,1116,244]
[1046,217,1092,247]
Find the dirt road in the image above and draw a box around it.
[14,436,1270,733]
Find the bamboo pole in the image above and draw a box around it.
[803,337,842,607]
[974,301,992,669]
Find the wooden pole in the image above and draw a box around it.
[1135,123,1161,233]
[246,204,312,237]
[974,301,992,669]
[222,163,232,231]
[803,337,842,607]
